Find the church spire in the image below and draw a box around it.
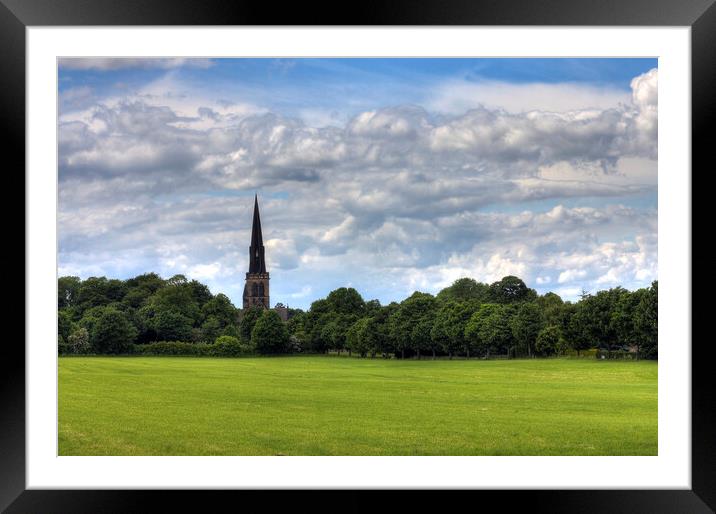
[248,194,266,274]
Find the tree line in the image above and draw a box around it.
[290,276,657,360]
[57,273,657,360]
[58,273,294,356]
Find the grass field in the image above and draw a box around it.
[59,356,657,456]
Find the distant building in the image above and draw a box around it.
[241,196,292,322]
[274,303,289,322]
[242,194,270,310]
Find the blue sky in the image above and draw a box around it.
[60,58,656,125]
[58,58,658,309]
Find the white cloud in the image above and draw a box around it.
[187,262,222,280]
[265,238,300,270]
[321,216,357,243]
[427,80,630,114]
[58,68,658,307]
[629,68,658,151]
[558,269,588,284]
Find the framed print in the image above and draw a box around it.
[4,0,714,511]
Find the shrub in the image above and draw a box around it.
[67,327,91,354]
[207,335,249,357]
[135,341,206,356]
[130,337,254,357]
[215,335,239,345]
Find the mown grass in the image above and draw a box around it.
[58,355,657,456]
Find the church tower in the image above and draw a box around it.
[243,194,270,309]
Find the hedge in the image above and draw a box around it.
[133,338,253,357]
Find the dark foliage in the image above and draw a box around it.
[57,274,657,360]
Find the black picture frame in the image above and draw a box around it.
[3,1,712,512]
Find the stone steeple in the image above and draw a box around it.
[248,194,266,274]
[243,194,270,309]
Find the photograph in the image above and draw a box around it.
[56,57,658,457]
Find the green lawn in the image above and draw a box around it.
[59,356,657,456]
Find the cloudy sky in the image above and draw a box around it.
[58,58,658,309]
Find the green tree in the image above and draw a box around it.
[188,279,213,309]
[576,287,624,357]
[465,305,487,357]
[535,292,564,326]
[437,278,490,304]
[301,299,331,353]
[430,308,452,358]
[202,293,238,327]
[239,306,264,342]
[286,311,308,349]
[465,304,511,358]
[221,323,241,339]
[78,306,109,342]
[200,315,223,343]
[611,288,646,357]
[535,325,562,356]
[319,313,358,354]
[456,302,480,357]
[346,317,371,357]
[134,303,159,343]
[148,282,201,326]
[58,309,75,342]
[76,277,127,311]
[412,313,437,359]
[635,280,658,359]
[337,314,361,354]
[317,315,340,352]
[510,302,544,357]
[252,310,290,354]
[431,301,475,358]
[389,292,437,359]
[58,276,81,309]
[302,289,364,355]
[489,276,537,304]
[166,274,188,286]
[309,289,366,355]
[326,287,366,316]
[125,272,165,293]
[364,299,382,318]
[559,302,588,355]
[368,303,398,358]
[122,273,166,310]
[152,308,194,342]
[58,334,70,354]
[122,287,154,309]
[91,307,137,354]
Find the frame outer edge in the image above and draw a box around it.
[0,1,27,512]
[691,0,716,511]
[6,0,716,510]
[0,0,715,26]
